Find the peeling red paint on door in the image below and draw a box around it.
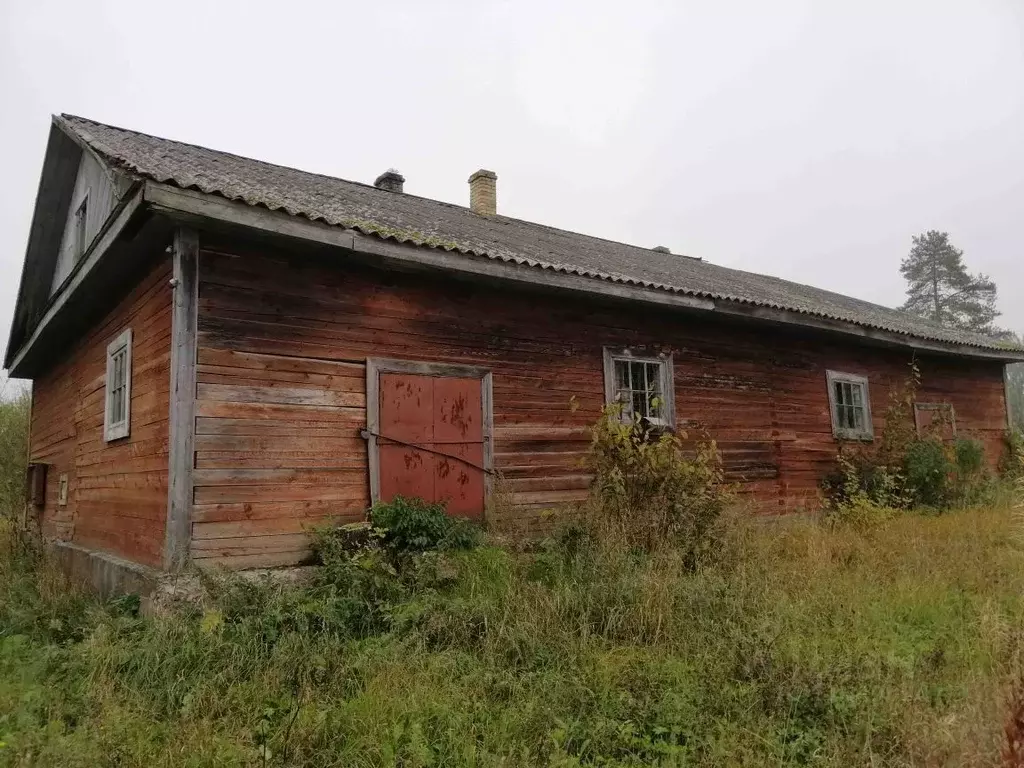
[433,377,484,518]
[378,373,484,519]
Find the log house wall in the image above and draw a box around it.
[191,246,1008,568]
[28,256,172,567]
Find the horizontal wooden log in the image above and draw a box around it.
[192,499,367,523]
[193,484,369,504]
[197,382,364,408]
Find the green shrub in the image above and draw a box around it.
[584,405,730,567]
[822,451,902,529]
[239,498,484,643]
[369,496,480,555]
[954,438,986,478]
[901,438,953,509]
[821,448,907,511]
[1001,430,1024,479]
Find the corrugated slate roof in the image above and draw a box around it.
[60,114,1019,354]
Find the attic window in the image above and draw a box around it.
[73,193,89,262]
[104,328,132,442]
[603,348,675,427]
[827,370,873,441]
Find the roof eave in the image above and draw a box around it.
[141,181,1024,364]
[5,186,147,377]
[4,118,83,371]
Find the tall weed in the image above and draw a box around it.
[583,405,730,567]
[0,388,30,520]
[2,503,1024,765]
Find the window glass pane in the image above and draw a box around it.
[853,406,864,430]
[834,381,844,406]
[630,362,643,394]
[645,363,658,392]
[632,390,646,419]
[616,360,630,391]
[650,363,663,417]
[851,384,863,407]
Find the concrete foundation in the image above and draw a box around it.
[51,540,160,601]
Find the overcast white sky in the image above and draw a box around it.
[2,0,1022,371]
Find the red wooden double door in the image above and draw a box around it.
[377,372,486,519]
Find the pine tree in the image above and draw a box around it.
[900,230,1000,334]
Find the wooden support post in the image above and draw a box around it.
[164,228,199,571]
[1006,364,1015,431]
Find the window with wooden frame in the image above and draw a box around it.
[72,192,89,262]
[826,370,873,441]
[104,328,133,442]
[602,348,675,427]
[914,402,957,439]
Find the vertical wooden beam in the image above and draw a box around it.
[365,358,381,507]
[164,228,199,571]
[1006,363,1015,431]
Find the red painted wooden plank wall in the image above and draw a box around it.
[28,256,172,568]
[188,246,1009,569]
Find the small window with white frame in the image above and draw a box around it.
[603,348,675,427]
[104,328,133,442]
[73,192,89,262]
[826,370,873,440]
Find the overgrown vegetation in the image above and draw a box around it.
[0,385,29,521]
[4,496,1024,765]
[822,363,1010,523]
[0,405,1023,765]
[582,405,730,568]
[0,394,1021,766]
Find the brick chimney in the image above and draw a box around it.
[468,169,497,216]
[374,170,405,193]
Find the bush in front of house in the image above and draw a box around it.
[368,496,481,555]
[583,404,731,569]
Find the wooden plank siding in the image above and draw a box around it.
[191,246,1009,569]
[29,256,172,567]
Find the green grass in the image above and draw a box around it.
[2,499,1024,766]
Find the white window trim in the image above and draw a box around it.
[602,348,676,428]
[104,328,133,442]
[72,189,91,262]
[826,369,874,441]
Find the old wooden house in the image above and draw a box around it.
[6,115,1023,587]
